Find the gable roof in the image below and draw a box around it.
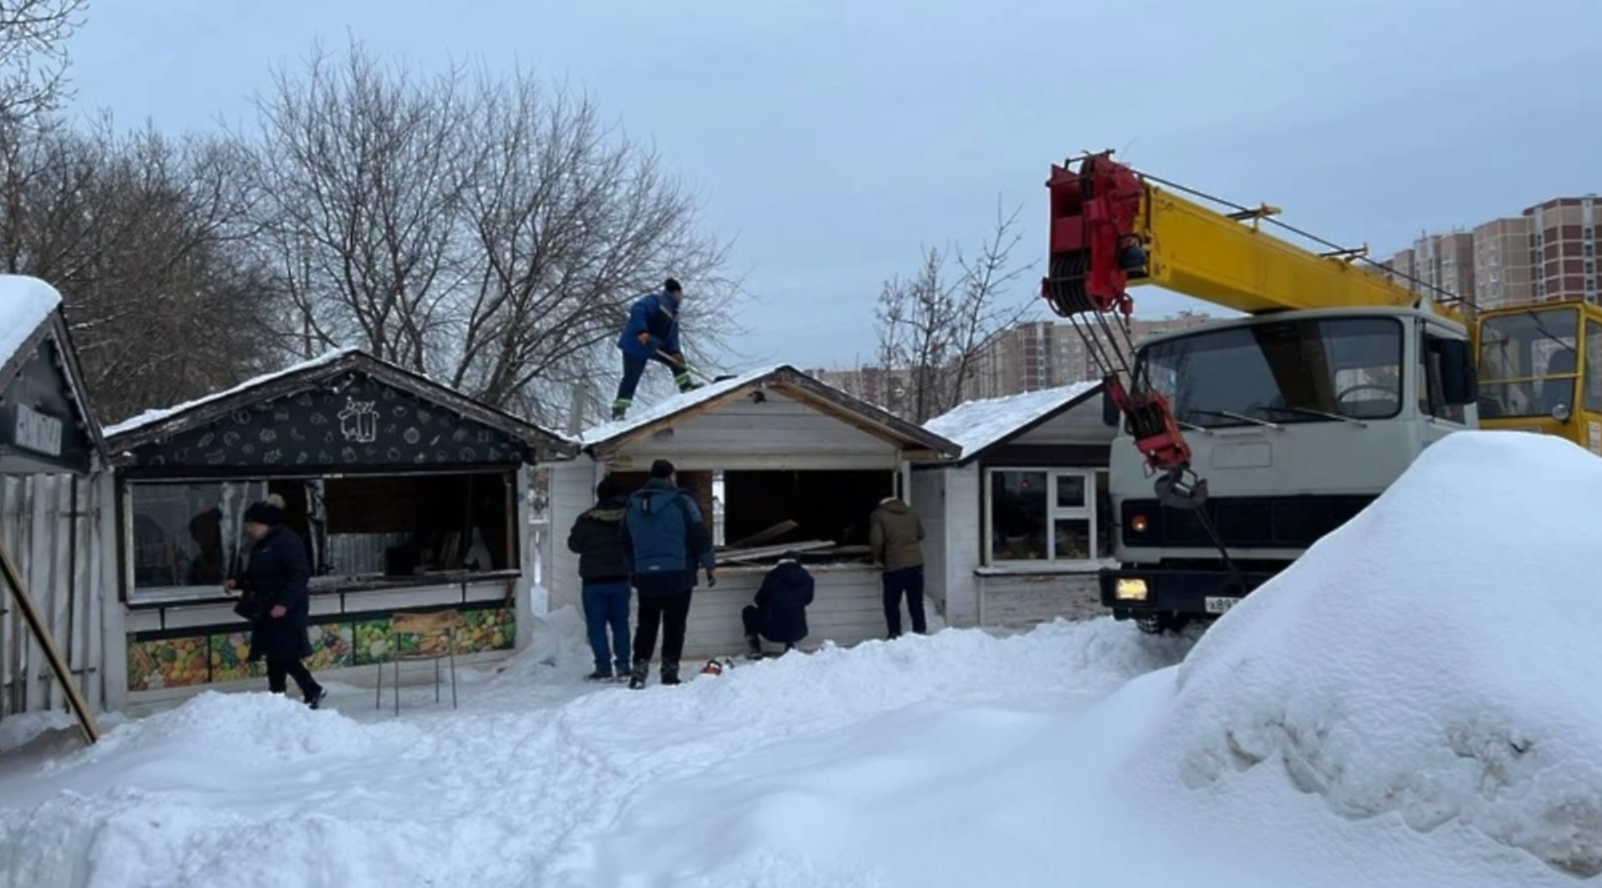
[103,348,578,461]
[923,380,1104,464]
[0,274,108,467]
[579,364,959,458]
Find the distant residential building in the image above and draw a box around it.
[1386,193,1597,311]
[961,312,1217,402]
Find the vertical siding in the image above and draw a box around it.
[910,469,947,617]
[514,463,540,650]
[0,472,108,720]
[546,456,598,615]
[943,464,982,626]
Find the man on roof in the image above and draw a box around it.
[612,277,699,420]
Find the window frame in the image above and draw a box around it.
[120,468,519,605]
[981,466,1108,568]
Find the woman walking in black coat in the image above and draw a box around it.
[227,494,327,708]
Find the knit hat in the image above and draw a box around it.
[244,493,286,526]
[663,277,683,294]
[596,475,622,500]
[650,459,675,479]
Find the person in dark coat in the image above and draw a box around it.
[742,552,815,658]
[566,475,633,681]
[226,494,327,708]
[620,459,716,689]
[610,278,699,420]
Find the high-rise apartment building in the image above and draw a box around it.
[1387,193,1597,311]
[1526,196,1598,304]
[1472,216,1534,310]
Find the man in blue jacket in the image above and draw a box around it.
[612,277,698,420]
[620,459,717,688]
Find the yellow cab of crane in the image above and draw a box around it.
[1473,298,1602,456]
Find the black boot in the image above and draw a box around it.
[628,660,648,690]
[745,633,763,660]
[660,660,681,686]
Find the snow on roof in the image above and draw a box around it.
[0,275,64,369]
[103,347,362,439]
[578,363,787,445]
[1134,430,1602,876]
[923,380,1101,459]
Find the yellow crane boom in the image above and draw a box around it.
[1127,181,1467,327]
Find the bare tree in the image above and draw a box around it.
[0,114,280,421]
[0,0,85,129]
[874,201,1036,422]
[245,36,742,424]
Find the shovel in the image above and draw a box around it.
[658,350,738,384]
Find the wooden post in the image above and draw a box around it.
[0,536,101,744]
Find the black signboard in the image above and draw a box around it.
[0,335,95,475]
[122,372,532,471]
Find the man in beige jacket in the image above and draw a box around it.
[869,496,927,638]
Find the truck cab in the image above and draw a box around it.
[1099,305,1478,632]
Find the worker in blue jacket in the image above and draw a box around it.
[612,277,699,420]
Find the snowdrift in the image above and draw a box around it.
[0,618,1191,888]
[1133,431,1602,877]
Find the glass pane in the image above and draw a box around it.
[130,482,253,589]
[989,471,1048,562]
[1135,317,1405,427]
[1055,474,1086,509]
[1477,307,1580,419]
[1054,519,1092,561]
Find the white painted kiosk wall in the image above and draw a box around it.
[917,381,1117,629]
[545,365,959,661]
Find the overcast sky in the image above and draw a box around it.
[67,0,1602,374]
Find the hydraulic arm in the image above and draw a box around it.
[1038,151,1465,508]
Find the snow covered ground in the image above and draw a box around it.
[2,431,1599,887]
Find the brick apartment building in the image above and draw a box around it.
[1383,194,1598,311]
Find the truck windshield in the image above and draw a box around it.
[1476,307,1579,419]
[1135,317,1405,429]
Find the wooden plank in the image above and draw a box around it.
[726,520,798,550]
[0,537,100,744]
[717,540,836,564]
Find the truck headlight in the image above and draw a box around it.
[1115,578,1149,602]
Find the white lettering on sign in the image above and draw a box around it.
[15,404,63,457]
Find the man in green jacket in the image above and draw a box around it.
[869,496,927,638]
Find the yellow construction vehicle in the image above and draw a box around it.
[1041,151,1602,632]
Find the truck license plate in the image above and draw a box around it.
[1204,596,1239,615]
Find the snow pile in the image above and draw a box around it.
[579,362,785,445]
[0,620,1190,888]
[0,274,63,366]
[924,380,1100,458]
[1134,431,1602,878]
[0,713,74,755]
[488,604,594,681]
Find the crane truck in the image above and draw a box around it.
[1042,151,1602,634]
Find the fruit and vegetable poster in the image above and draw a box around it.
[126,604,515,691]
